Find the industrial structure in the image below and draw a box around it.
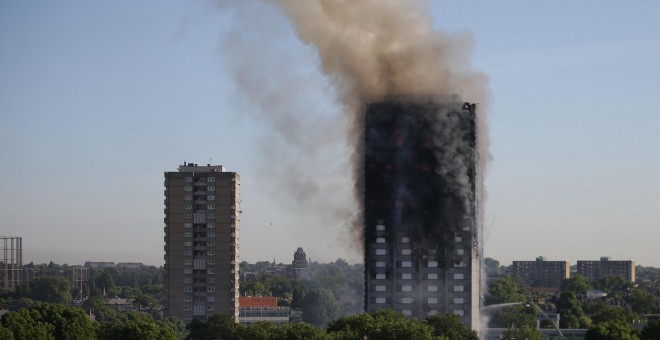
[164,163,241,322]
[363,96,481,328]
[0,236,22,291]
[512,256,570,289]
[577,257,635,283]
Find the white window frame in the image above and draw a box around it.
[207,177,215,182]
[207,195,215,201]
[184,195,192,201]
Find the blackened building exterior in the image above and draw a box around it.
[363,96,481,328]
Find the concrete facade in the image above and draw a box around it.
[512,256,570,289]
[164,163,240,322]
[577,257,635,283]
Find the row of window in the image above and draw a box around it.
[183,305,216,312]
[184,213,217,219]
[373,273,465,280]
[184,195,217,201]
[184,177,216,183]
[183,241,216,247]
[372,297,467,305]
[374,236,464,244]
[183,287,215,293]
[375,260,465,268]
[184,204,216,210]
[183,232,216,237]
[184,185,216,192]
[183,223,218,229]
[372,284,465,292]
[183,268,217,274]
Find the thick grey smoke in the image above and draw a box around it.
[216,0,488,256]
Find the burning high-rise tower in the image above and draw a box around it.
[364,95,481,328]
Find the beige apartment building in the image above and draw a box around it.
[164,163,240,322]
[577,257,635,283]
[511,256,570,289]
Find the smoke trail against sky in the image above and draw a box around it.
[215,0,489,255]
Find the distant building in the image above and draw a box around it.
[511,256,570,289]
[164,163,241,322]
[0,236,22,291]
[84,262,115,269]
[577,257,635,283]
[117,262,144,269]
[239,297,289,326]
[291,247,308,279]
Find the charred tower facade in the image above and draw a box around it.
[364,96,481,328]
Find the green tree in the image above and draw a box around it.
[586,321,640,340]
[99,319,177,340]
[327,309,437,340]
[25,276,73,304]
[591,306,640,325]
[641,318,660,340]
[0,323,13,340]
[302,288,340,327]
[485,275,529,305]
[94,269,119,297]
[627,288,657,314]
[488,304,537,329]
[593,276,630,296]
[0,309,55,340]
[501,324,543,340]
[196,314,244,339]
[425,313,478,340]
[556,292,584,328]
[561,275,592,295]
[0,304,98,340]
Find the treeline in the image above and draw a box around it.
[484,274,660,339]
[0,306,477,340]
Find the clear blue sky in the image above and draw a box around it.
[1,1,659,267]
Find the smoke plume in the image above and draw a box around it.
[216,0,488,256]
